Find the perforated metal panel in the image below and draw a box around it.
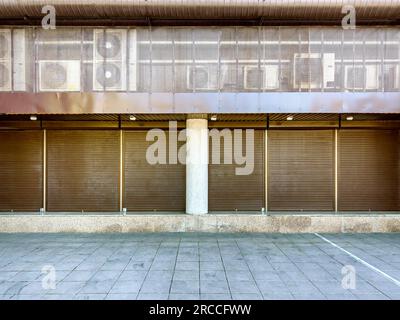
[46,130,120,212]
[1,26,400,94]
[208,129,264,211]
[268,130,335,211]
[338,129,399,211]
[123,130,185,211]
[0,130,43,212]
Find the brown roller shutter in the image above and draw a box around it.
[123,130,185,211]
[209,129,264,211]
[0,130,43,212]
[338,129,399,211]
[47,130,119,212]
[268,130,335,211]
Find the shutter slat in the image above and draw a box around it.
[123,131,185,212]
[209,130,265,211]
[0,131,43,212]
[268,130,335,211]
[47,130,120,212]
[338,129,399,211]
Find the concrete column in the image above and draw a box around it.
[186,118,208,215]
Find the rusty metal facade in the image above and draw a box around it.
[0,92,400,114]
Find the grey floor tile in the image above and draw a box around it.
[169,293,200,300]
[232,293,263,300]
[105,293,137,300]
[262,292,294,300]
[79,280,115,294]
[200,261,224,271]
[353,293,390,300]
[140,280,171,293]
[256,280,289,293]
[0,272,18,281]
[226,271,254,282]
[229,281,260,294]
[150,260,176,271]
[137,293,168,300]
[252,271,281,281]
[63,270,96,282]
[118,271,147,281]
[200,270,226,281]
[175,261,199,271]
[170,280,199,294]
[109,280,142,294]
[126,261,152,271]
[74,294,107,300]
[200,280,229,294]
[10,271,41,282]
[90,270,121,282]
[146,270,174,281]
[224,260,249,271]
[324,294,358,300]
[200,293,231,300]
[292,293,326,300]
[10,294,45,300]
[173,271,199,281]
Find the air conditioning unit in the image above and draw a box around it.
[0,29,12,91]
[39,61,81,92]
[93,29,127,91]
[244,65,279,90]
[187,66,218,91]
[344,65,380,90]
[293,53,335,90]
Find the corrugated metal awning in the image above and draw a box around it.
[0,1,399,24]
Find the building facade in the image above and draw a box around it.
[0,1,399,231]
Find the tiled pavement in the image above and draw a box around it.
[0,233,399,300]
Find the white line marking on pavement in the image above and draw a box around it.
[314,233,400,287]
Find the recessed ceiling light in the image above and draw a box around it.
[346,116,354,121]
[286,116,294,121]
[30,115,37,121]
[129,115,136,121]
[210,115,217,121]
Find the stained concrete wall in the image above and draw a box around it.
[0,214,399,233]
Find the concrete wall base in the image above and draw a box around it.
[0,214,400,233]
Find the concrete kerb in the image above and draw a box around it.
[0,214,400,233]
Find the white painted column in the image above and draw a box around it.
[186,118,208,215]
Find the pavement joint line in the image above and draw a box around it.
[314,233,400,288]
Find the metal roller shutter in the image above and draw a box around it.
[47,130,120,212]
[0,130,43,212]
[209,129,265,211]
[268,130,335,211]
[338,129,399,211]
[123,130,185,211]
